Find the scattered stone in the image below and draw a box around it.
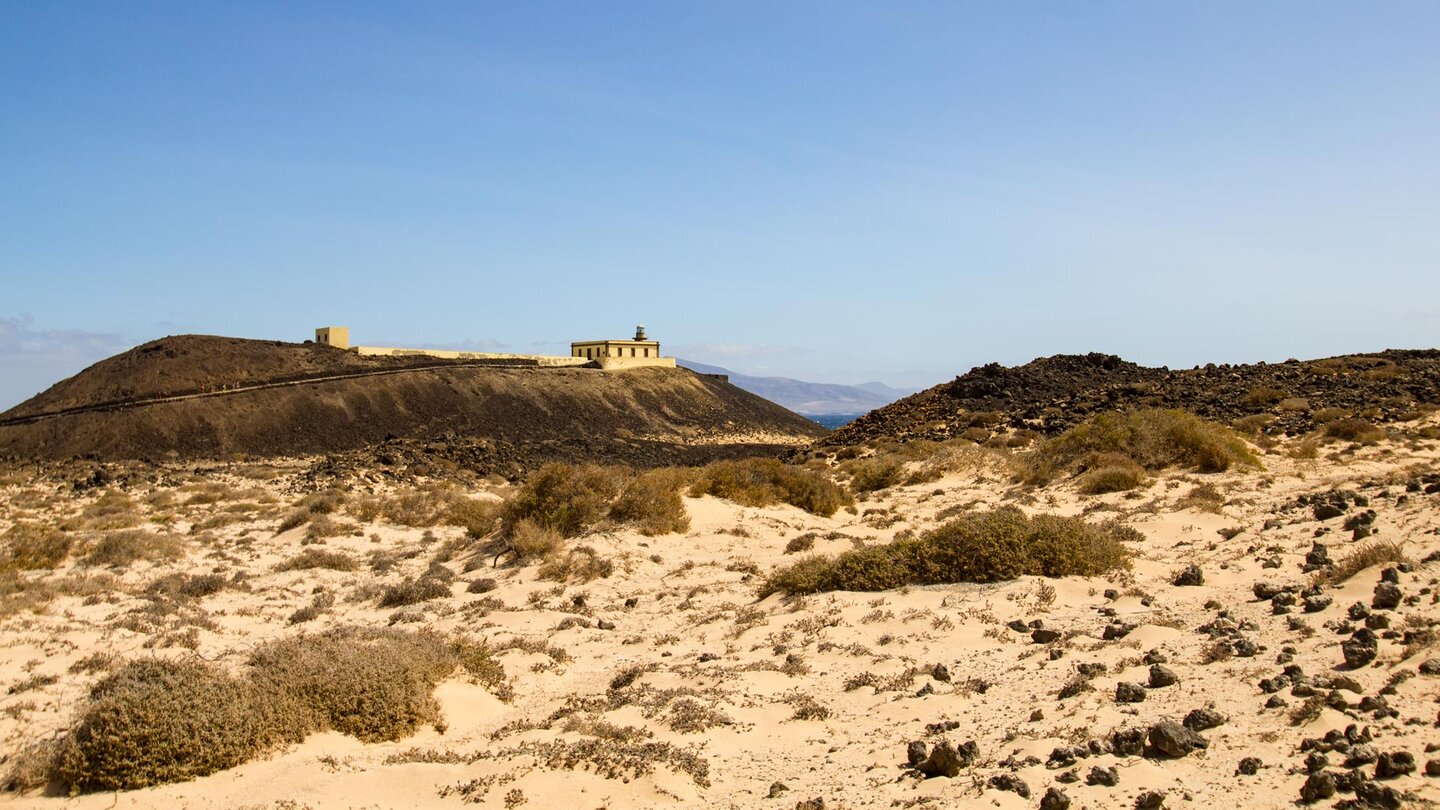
[1354,780,1404,809]
[1375,751,1416,779]
[1304,595,1333,613]
[1183,708,1226,731]
[1086,765,1119,787]
[931,663,951,682]
[1134,790,1165,809]
[1111,727,1146,757]
[1103,622,1136,640]
[1039,787,1071,810]
[1425,759,1440,777]
[1420,659,1440,676]
[1029,708,1044,722]
[1265,695,1289,709]
[1304,752,1329,773]
[1148,665,1179,689]
[1173,564,1204,586]
[1032,628,1062,644]
[986,773,1029,799]
[1008,619,1030,632]
[1303,542,1331,572]
[1147,719,1207,758]
[1342,629,1379,668]
[1116,682,1147,703]
[1300,771,1336,803]
[1372,583,1402,611]
[767,782,789,799]
[1314,503,1346,521]
[1366,613,1391,630]
[1345,744,1380,767]
[596,619,616,630]
[906,741,928,768]
[1348,602,1371,621]
[913,739,979,778]
[1236,757,1262,775]
[794,799,824,810]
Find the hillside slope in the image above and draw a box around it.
[0,336,826,463]
[823,350,1440,447]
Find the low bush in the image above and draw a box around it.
[274,548,359,572]
[83,530,185,568]
[536,545,614,582]
[378,576,452,608]
[1024,409,1259,484]
[1323,418,1384,444]
[0,523,72,571]
[1076,454,1147,495]
[1316,540,1408,586]
[37,629,504,793]
[690,458,851,516]
[761,507,1132,596]
[502,463,627,538]
[1243,387,1287,407]
[839,457,905,493]
[444,497,501,539]
[506,519,563,560]
[608,468,691,536]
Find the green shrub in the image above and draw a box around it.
[1076,454,1147,495]
[609,468,691,536]
[1024,409,1259,484]
[0,523,72,571]
[761,507,1132,596]
[502,463,627,538]
[690,458,851,516]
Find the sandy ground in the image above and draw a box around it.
[1,426,1438,809]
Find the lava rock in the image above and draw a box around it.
[1300,772,1336,803]
[1086,765,1119,787]
[906,741,928,768]
[1254,582,1288,601]
[915,739,979,778]
[1147,719,1208,758]
[1314,503,1346,521]
[1116,682,1147,703]
[1419,659,1440,676]
[931,663,951,682]
[1173,564,1204,586]
[1039,787,1071,810]
[1148,665,1179,689]
[1372,583,1402,610]
[1032,628,1062,644]
[1183,707,1226,731]
[1375,751,1416,779]
[1342,629,1379,668]
[1134,791,1165,809]
[1111,727,1147,757]
[986,773,1029,799]
[1348,602,1371,621]
[1304,595,1333,613]
[1425,758,1440,777]
[1236,757,1262,775]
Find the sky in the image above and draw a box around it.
[2,2,1438,410]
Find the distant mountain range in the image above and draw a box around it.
[677,360,917,416]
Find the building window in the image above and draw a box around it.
[630,347,636,357]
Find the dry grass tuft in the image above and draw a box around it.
[1314,540,1408,586]
[0,523,73,571]
[274,548,359,572]
[82,530,185,568]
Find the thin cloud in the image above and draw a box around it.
[0,315,134,411]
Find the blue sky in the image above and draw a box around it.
[3,2,1437,409]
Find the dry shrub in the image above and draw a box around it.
[1323,418,1385,444]
[762,507,1132,596]
[1176,482,1225,513]
[1232,414,1275,435]
[690,458,851,517]
[146,573,226,600]
[0,523,73,571]
[1316,540,1408,586]
[37,628,504,793]
[536,545,614,583]
[1244,387,1287,407]
[275,489,345,533]
[83,530,184,568]
[1288,438,1320,460]
[1278,397,1310,413]
[507,519,563,560]
[1024,409,1259,484]
[1076,454,1147,495]
[50,658,306,792]
[609,468,691,536]
[64,491,144,531]
[444,497,501,539]
[1312,407,1349,424]
[502,463,628,538]
[305,515,357,542]
[378,576,452,608]
[275,548,358,572]
[839,457,905,493]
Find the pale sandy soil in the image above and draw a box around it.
[1,424,1438,810]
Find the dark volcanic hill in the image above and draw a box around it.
[821,350,1440,447]
[0,335,826,465]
